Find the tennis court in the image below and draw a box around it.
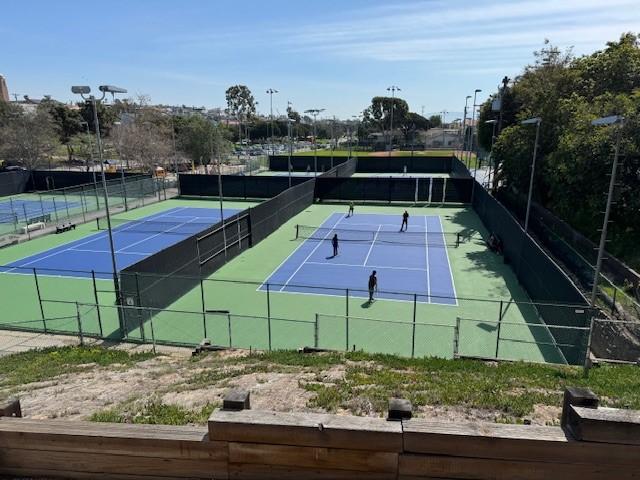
[1,207,240,279]
[260,212,456,305]
[0,198,81,223]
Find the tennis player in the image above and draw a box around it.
[400,210,409,232]
[332,233,339,257]
[347,201,354,217]
[368,270,378,302]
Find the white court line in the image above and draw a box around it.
[69,248,152,256]
[424,215,431,303]
[306,261,427,272]
[118,215,202,252]
[363,225,382,266]
[438,215,459,306]
[279,215,344,292]
[3,206,190,273]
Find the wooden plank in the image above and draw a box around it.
[228,442,397,473]
[398,454,639,480]
[567,405,640,445]
[0,417,208,441]
[402,418,640,466]
[228,463,396,480]
[0,467,210,480]
[209,409,402,452]
[0,447,227,479]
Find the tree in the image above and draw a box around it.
[40,100,85,162]
[363,96,409,133]
[175,116,231,169]
[68,132,95,171]
[400,112,430,143]
[0,109,60,171]
[225,85,256,142]
[428,115,442,128]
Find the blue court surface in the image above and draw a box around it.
[2,207,240,279]
[261,212,457,305]
[0,198,81,223]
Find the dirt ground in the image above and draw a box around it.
[3,345,561,426]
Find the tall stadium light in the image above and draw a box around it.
[589,115,625,308]
[287,118,293,188]
[304,108,324,176]
[266,88,278,156]
[386,86,401,157]
[520,117,542,232]
[485,119,498,189]
[468,89,482,168]
[461,95,472,152]
[71,84,127,326]
[440,109,448,147]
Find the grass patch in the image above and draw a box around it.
[90,400,217,426]
[302,352,640,422]
[0,346,156,388]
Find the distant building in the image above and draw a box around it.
[0,74,9,102]
[424,128,461,148]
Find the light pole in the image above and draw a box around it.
[304,108,324,176]
[266,88,278,156]
[520,117,542,232]
[71,84,127,316]
[386,86,400,156]
[287,118,293,187]
[589,115,625,307]
[440,110,448,147]
[468,89,481,167]
[485,119,498,188]
[461,95,471,153]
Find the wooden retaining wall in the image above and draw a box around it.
[0,388,638,479]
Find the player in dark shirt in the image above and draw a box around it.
[400,210,409,232]
[347,202,354,217]
[368,270,377,302]
[331,234,339,257]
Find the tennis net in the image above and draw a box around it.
[295,224,462,247]
[96,217,215,235]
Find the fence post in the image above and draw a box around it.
[227,313,232,348]
[91,270,103,337]
[266,283,272,351]
[75,303,84,346]
[200,279,207,338]
[22,204,31,240]
[51,197,59,222]
[314,313,319,348]
[140,178,145,206]
[62,189,71,219]
[346,288,349,317]
[583,316,596,375]
[121,174,128,211]
[345,315,350,352]
[148,309,156,355]
[411,294,417,358]
[453,317,460,358]
[79,186,87,223]
[496,300,504,359]
[33,268,47,331]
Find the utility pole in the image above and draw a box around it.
[304,108,324,176]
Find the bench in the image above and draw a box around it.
[20,222,46,234]
[55,223,76,234]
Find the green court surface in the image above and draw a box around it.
[154,203,574,364]
[0,196,582,364]
[0,198,258,340]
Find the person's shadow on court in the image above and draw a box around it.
[361,300,372,308]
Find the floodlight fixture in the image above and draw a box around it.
[99,85,127,94]
[521,117,541,125]
[71,86,91,95]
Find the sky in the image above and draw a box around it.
[2,0,639,119]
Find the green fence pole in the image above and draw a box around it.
[346,315,350,352]
[51,197,59,222]
[62,189,71,219]
[75,303,84,346]
[314,314,319,348]
[454,317,460,358]
[346,288,349,317]
[33,268,46,332]
[496,300,504,359]
[200,279,207,338]
[79,186,87,223]
[227,313,232,348]
[412,294,417,358]
[148,309,157,355]
[91,270,103,337]
[22,204,31,240]
[266,283,272,350]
